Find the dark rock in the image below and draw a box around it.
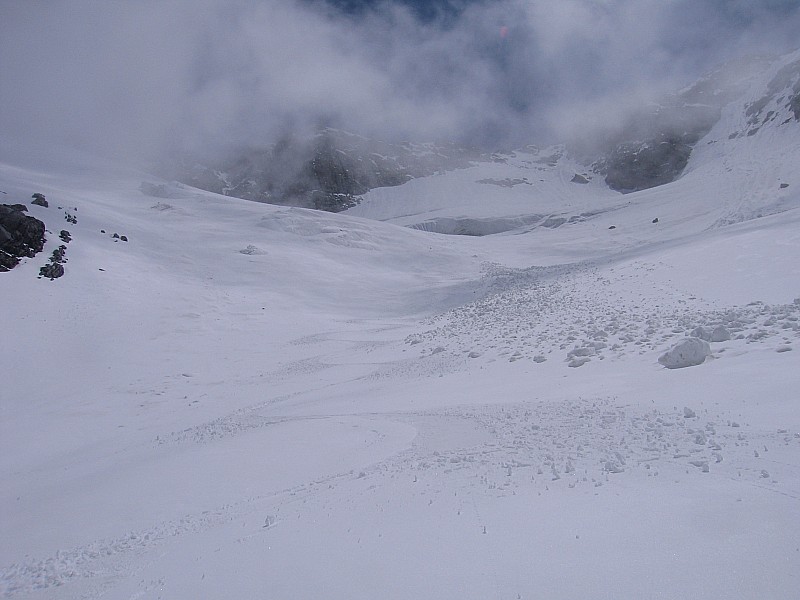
[608,225,616,230]
[39,241,68,280]
[570,174,590,184]
[39,262,64,279]
[120,235,128,242]
[0,203,46,271]
[51,245,66,262]
[780,183,789,189]
[59,230,72,243]
[31,193,48,208]
[112,233,120,239]
[599,136,693,193]
[652,218,659,223]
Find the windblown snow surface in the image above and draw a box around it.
[2,55,800,599]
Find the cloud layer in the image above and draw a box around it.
[2,0,799,163]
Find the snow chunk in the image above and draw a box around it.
[691,325,732,342]
[658,338,711,369]
[710,326,731,342]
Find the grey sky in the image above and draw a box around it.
[1,0,798,162]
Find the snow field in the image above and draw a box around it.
[3,62,800,599]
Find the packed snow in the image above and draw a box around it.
[2,52,800,600]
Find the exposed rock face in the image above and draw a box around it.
[586,55,773,193]
[791,93,800,121]
[599,136,693,193]
[169,129,480,212]
[741,58,800,135]
[0,204,46,271]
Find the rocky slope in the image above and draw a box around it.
[588,55,778,192]
[166,129,482,212]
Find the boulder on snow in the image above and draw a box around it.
[0,203,46,271]
[31,193,48,208]
[658,337,711,369]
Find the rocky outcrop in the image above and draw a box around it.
[740,58,800,135]
[31,193,48,208]
[598,136,693,193]
[0,204,46,271]
[587,55,772,193]
[169,129,480,212]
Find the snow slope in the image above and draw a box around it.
[2,52,800,600]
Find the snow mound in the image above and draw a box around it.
[658,337,712,369]
[691,325,731,342]
[259,208,379,250]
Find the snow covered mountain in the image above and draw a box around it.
[165,52,798,212]
[1,50,800,599]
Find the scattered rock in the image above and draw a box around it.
[59,230,72,243]
[39,262,64,280]
[658,337,711,369]
[31,193,48,208]
[608,225,616,230]
[39,244,69,280]
[570,173,590,184]
[652,217,659,223]
[780,183,789,189]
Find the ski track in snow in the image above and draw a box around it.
[3,244,800,597]
[4,397,799,597]
[3,252,800,597]
[2,232,799,597]
[3,50,800,598]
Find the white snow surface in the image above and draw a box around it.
[3,57,800,599]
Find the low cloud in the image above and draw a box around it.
[2,0,799,164]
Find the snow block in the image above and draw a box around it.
[658,337,711,369]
